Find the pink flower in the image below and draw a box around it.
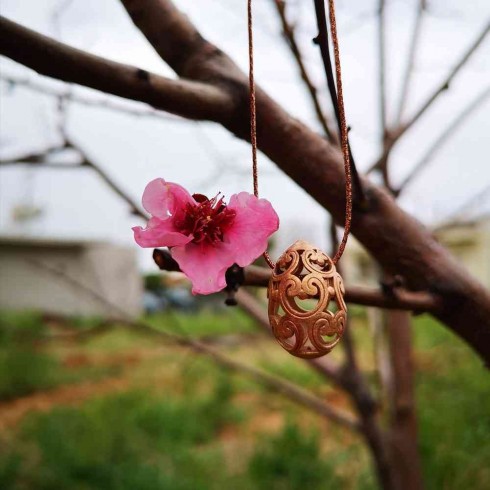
[133,178,279,294]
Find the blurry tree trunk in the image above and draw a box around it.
[385,310,424,489]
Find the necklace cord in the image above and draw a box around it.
[247,0,352,267]
[248,0,275,269]
[327,0,352,264]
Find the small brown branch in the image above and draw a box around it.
[395,0,426,124]
[0,144,146,220]
[368,20,489,177]
[400,20,489,137]
[152,249,443,313]
[272,0,335,143]
[28,257,360,431]
[0,16,234,122]
[312,0,368,208]
[397,87,490,195]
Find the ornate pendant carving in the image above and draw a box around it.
[267,240,347,359]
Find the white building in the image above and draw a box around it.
[0,236,142,318]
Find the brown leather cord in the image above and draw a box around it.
[247,0,351,267]
[327,0,352,264]
[248,0,259,199]
[248,0,275,269]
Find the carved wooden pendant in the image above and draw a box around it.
[267,240,347,359]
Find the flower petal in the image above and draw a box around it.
[226,192,279,267]
[172,242,235,295]
[133,217,192,248]
[142,178,194,219]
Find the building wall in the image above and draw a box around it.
[0,239,142,317]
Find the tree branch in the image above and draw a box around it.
[399,20,489,138]
[397,87,490,195]
[153,249,443,314]
[378,0,387,134]
[312,0,367,207]
[0,140,147,220]
[0,16,234,122]
[368,20,489,175]
[272,0,335,143]
[395,0,426,125]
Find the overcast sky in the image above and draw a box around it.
[0,0,489,269]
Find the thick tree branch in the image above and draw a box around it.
[0,16,234,122]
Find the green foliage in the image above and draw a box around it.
[260,360,325,390]
[1,310,490,489]
[146,308,259,338]
[0,346,61,401]
[0,311,120,400]
[0,373,239,490]
[248,422,344,490]
[413,316,490,489]
[0,311,62,400]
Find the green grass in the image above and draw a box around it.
[145,307,260,338]
[249,421,345,489]
[0,310,489,489]
[0,312,120,400]
[413,315,490,489]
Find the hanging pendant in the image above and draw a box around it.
[267,240,347,359]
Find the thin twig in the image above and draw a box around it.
[378,0,387,135]
[0,146,146,219]
[272,0,335,142]
[397,87,490,195]
[400,20,490,137]
[368,20,489,176]
[312,0,368,208]
[395,0,426,125]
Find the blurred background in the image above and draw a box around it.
[0,0,489,488]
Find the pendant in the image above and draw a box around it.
[267,240,347,359]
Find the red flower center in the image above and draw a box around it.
[175,193,236,245]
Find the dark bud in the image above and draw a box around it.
[224,264,245,307]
